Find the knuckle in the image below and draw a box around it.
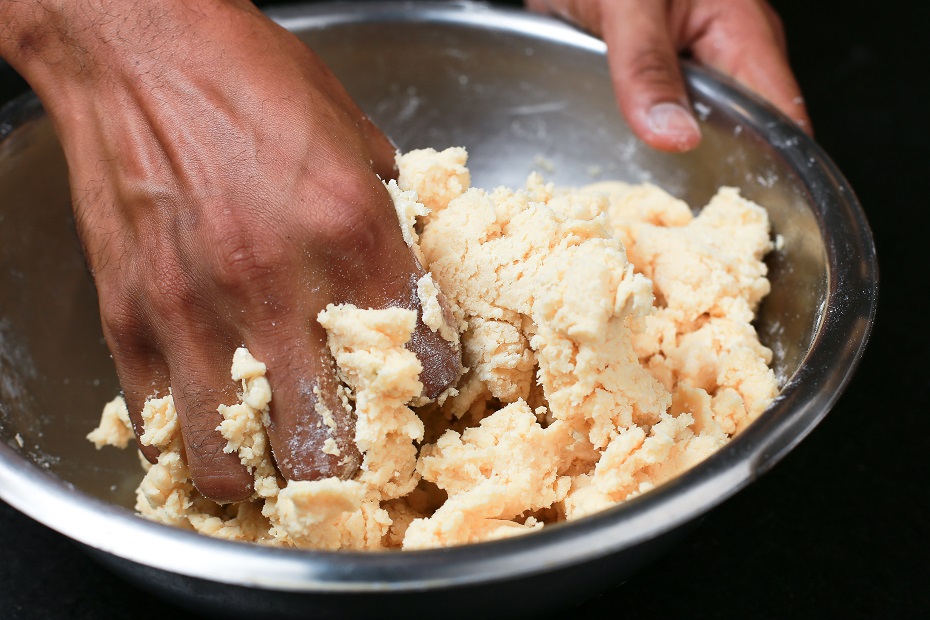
[318,207,380,258]
[205,222,291,295]
[99,294,148,351]
[143,254,203,324]
[307,176,388,259]
[172,382,253,502]
[175,396,227,456]
[626,47,681,91]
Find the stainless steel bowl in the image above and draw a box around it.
[0,2,877,617]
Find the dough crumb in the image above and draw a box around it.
[396,146,469,216]
[416,272,459,344]
[87,396,134,450]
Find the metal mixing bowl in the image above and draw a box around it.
[0,2,877,617]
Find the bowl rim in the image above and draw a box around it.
[0,0,878,593]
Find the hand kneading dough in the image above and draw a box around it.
[89,147,778,550]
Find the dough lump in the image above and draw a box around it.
[89,147,777,550]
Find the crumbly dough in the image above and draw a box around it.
[89,147,777,550]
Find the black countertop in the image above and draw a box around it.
[2,1,927,618]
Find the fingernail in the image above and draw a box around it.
[646,103,701,142]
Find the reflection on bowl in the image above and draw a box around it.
[0,2,877,617]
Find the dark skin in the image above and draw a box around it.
[0,0,808,503]
[0,0,460,502]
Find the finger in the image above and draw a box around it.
[684,1,812,133]
[98,298,167,463]
[347,268,461,399]
[757,1,788,54]
[403,268,463,400]
[167,340,254,503]
[112,349,170,465]
[524,0,605,30]
[244,320,362,482]
[334,182,462,399]
[359,113,400,182]
[601,0,702,152]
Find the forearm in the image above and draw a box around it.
[0,0,256,106]
[0,0,276,226]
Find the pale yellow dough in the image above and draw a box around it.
[89,147,777,550]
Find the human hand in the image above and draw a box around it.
[0,0,461,502]
[526,0,811,151]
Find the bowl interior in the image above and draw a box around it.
[1,7,826,510]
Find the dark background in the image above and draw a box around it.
[1,0,927,618]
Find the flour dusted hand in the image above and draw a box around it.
[1,0,461,502]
